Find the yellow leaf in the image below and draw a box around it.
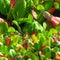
[31,34,38,43]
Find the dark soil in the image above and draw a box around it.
[53,10,60,17]
[0,13,7,20]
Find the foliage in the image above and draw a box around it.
[0,0,60,60]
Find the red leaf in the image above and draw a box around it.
[10,0,15,7]
[42,11,60,27]
[23,42,28,49]
[33,31,36,36]
[41,46,46,51]
[48,8,55,14]
[51,16,60,27]
[12,57,16,60]
[6,38,11,46]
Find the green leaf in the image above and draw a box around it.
[40,55,45,60]
[44,2,53,10]
[54,2,59,9]
[13,20,21,32]
[0,46,9,55]
[43,22,47,30]
[9,49,16,57]
[0,22,8,34]
[57,43,60,48]
[37,5,45,11]
[54,47,59,52]
[37,13,45,24]
[16,17,32,24]
[56,24,60,31]
[11,34,19,43]
[34,39,42,51]
[0,0,10,15]
[38,33,47,46]
[23,20,44,34]
[33,20,44,32]
[28,52,39,60]
[51,50,56,59]
[8,27,15,33]
[43,46,51,58]
[48,28,57,37]
[57,52,60,55]
[28,14,33,23]
[32,0,39,5]
[20,48,26,55]
[27,58,32,60]
[26,0,33,8]
[14,0,26,18]
[23,23,34,34]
